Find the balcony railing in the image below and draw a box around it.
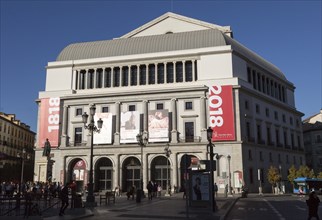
[178,136,201,143]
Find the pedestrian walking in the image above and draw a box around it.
[306,191,320,220]
[59,183,70,216]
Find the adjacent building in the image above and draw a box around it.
[0,112,35,182]
[303,109,322,174]
[34,12,305,193]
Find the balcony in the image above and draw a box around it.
[178,136,201,143]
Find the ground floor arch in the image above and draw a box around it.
[67,158,86,192]
[150,156,170,190]
[95,157,113,191]
[122,157,141,192]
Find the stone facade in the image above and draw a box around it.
[34,12,304,194]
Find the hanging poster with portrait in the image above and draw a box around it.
[120,111,140,143]
[93,112,113,144]
[191,172,210,201]
[148,109,169,142]
[234,171,243,188]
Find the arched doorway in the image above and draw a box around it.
[68,158,86,193]
[95,157,113,191]
[150,156,170,190]
[122,157,140,192]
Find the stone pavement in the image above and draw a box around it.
[1,193,239,220]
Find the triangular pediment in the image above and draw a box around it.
[120,12,232,38]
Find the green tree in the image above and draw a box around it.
[317,172,322,179]
[296,165,315,178]
[287,165,297,185]
[267,166,281,193]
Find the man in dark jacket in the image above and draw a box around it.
[306,191,320,220]
[59,183,70,216]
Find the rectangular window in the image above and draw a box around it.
[248,149,252,160]
[122,66,129,86]
[89,70,94,89]
[290,117,293,125]
[256,104,260,114]
[249,168,253,184]
[74,127,82,145]
[246,122,251,140]
[278,154,281,162]
[265,108,269,117]
[185,61,192,82]
[247,67,252,83]
[148,64,155,84]
[184,122,194,142]
[105,68,111,88]
[176,62,183,82]
[269,152,273,162]
[283,131,288,147]
[166,62,174,83]
[139,65,147,85]
[257,73,261,91]
[259,151,263,161]
[266,127,271,144]
[275,129,280,145]
[257,124,262,142]
[102,107,109,112]
[97,69,103,88]
[131,66,138,86]
[252,70,257,89]
[157,63,164,84]
[282,114,286,123]
[114,67,120,87]
[129,105,136,111]
[245,101,249,110]
[286,155,289,164]
[274,111,278,120]
[76,108,83,116]
[185,101,193,110]
[156,103,164,110]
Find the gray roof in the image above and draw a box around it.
[57,29,285,79]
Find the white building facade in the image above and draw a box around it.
[34,12,304,194]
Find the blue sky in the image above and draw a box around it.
[0,0,321,132]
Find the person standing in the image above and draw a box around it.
[59,183,70,216]
[147,181,153,200]
[306,191,320,220]
[214,182,218,197]
[193,177,202,200]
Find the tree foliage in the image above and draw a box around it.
[267,166,281,186]
[317,172,322,179]
[288,165,317,185]
[296,165,315,178]
[287,165,297,185]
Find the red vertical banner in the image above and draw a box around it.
[209,85,235,141]
[39,97,60,147]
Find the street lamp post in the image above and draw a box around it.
[164,144,171,197]
[227,155,233,196]
[207,127,216,212]
[82,104,103,207]
[17,148,30,207]
[136,132,148,202]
